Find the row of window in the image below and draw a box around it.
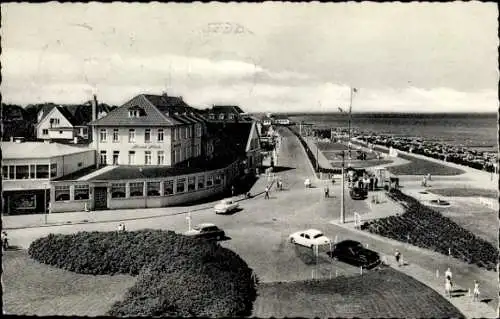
[2,164,57,180]
[100,128,164,143]
[100,150,165,165]
[53,174,223,201]
[99,125,203,144]
[208,113,236,120]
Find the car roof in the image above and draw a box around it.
[337,240,362,246]
[304,229,323,236]
[196,223,217,228]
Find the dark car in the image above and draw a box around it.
[183,223,226,240]
[350,187,368,200]
[329,240,381,268]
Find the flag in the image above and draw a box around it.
[338,107,344,113]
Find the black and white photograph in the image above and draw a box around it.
[1,2,498,317]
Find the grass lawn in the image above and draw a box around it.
[386,154,465,176]
[427,188,497,199]
[2,250,137,316]
[253,267,462,318]
[317,141,348,152]
[330,159,394,169]
[433,200,498,246]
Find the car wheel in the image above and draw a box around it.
[290,237,295,243]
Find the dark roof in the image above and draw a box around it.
[211,105,245,114]
[207,122,253,156]
[88,154,238,181]
[89,94,204,127]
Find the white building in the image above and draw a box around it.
[1,141,95,214]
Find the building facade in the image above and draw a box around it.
[90,94,205,167]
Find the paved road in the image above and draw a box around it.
[4,127,497,317]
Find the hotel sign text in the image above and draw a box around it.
[132,144,162,149]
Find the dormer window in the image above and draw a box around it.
[128,106,146,118]
[218,113,225,120]
[228,114,235,120]
[209,113,215,120]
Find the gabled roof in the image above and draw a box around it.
[89,94,204,127]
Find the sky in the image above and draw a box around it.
[1,2,498,113]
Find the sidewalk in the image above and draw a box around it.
[330,220,498,319]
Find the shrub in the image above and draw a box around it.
[361,189,498,271]
[28,229,256,317]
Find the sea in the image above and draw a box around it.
[287,113,498,152]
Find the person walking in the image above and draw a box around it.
[394,249,401,267]
[264,186,270,200]
[2,231,9,250]
[445,277,453,298]
[324,186,330,198]
[231,185,235,197]
[473,280,480,302]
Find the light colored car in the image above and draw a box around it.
[214,198,239,214]
[289,229,331,248]
[184,223,225,240]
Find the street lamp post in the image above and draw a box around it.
[44,184,48,224]
[340,151,345,224]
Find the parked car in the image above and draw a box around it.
[214,198,239,214]
[330,240,381,268]
[184,223,225,240]
[289,229,331,248]
[350,187,368,200]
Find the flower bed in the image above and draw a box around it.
[28,230,256,317]
[360,189,498,271]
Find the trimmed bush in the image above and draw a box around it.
[28,229,256,317]
[361,189,498,271]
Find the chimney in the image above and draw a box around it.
[92,94,98,122]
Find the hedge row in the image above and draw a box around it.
[360,189,498,271]
[28,230,256,317]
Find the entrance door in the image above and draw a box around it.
[94,187,108,210]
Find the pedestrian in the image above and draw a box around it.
[264,186,270,199]
[473,280,480,302]
[445,268,452,281]
[279,179,283,191]
[324,186,329,198]
[1,231,9,250]
[394,249,401,266]
[231,185,235,197]
[445,277,453,298]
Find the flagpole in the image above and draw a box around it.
[348,87,353,164]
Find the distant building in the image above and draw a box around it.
[273,114,291,126]
[1,141,95,215]
[35,97,113,142]
[204,105,249,122]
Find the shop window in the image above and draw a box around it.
[55,185,70,201]
[2,166,9,179]
[215,174,222,185]
[30,165,36,178]
[74,185,90,200]
[129,182,144,197]
[36,164,49,179]
[163,180,174,196]
[197,175,205,189]
[50,163,57,178]
[147,181,160,196]
[206,176,214,187]
[187,176,196,192]
[176,178,185,193]
[15,165,29,179]
[111,183,126,198]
